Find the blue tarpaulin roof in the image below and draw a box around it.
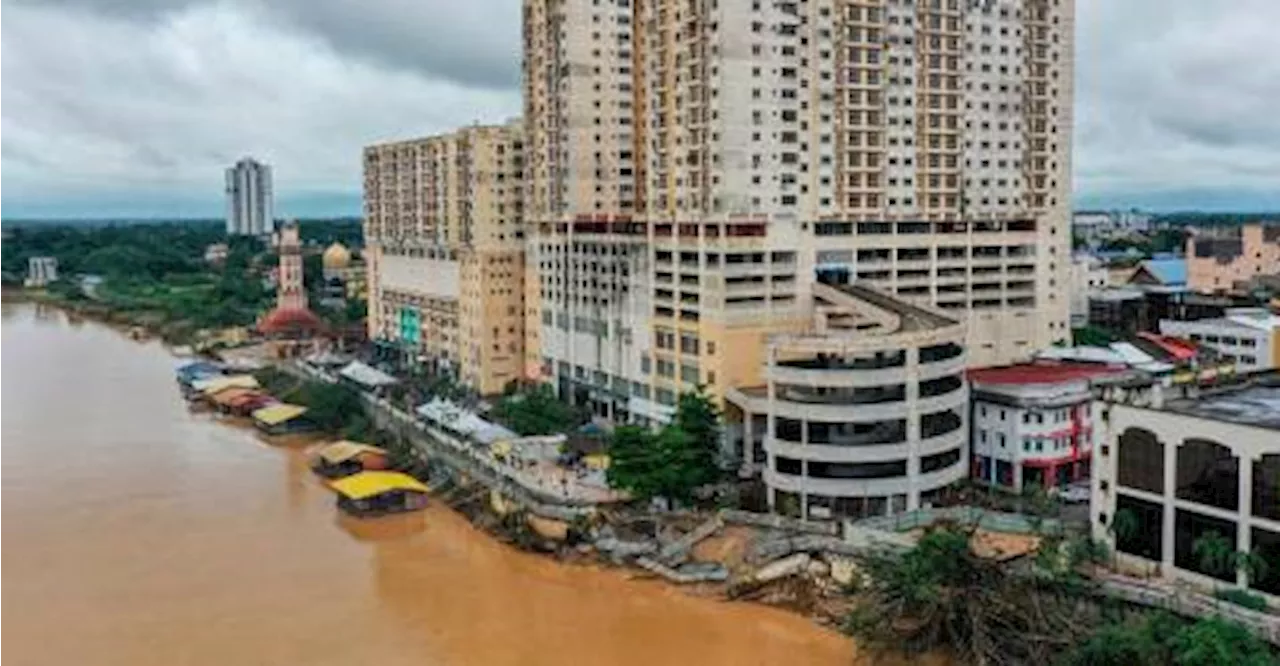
[176,361,223,382]
[1137,258,1186,286]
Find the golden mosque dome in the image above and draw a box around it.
[322,242,352,269]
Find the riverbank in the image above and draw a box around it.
[3,301,860,666]
[246,358,861,630]
[9,288,193,345]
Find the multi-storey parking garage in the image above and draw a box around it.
[727,282,969,520]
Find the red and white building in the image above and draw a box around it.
[968,363,1132,492]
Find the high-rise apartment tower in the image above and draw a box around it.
[523,0,1074,424]
[363,121,527,395]
[225,157,274,236]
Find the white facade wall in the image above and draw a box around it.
[534,236,654,422]
[1069,254,1109,326]
[377,252,462,300]
[961,3,1027,220]
[1159,318,1277,372]
[1091,401,1280,597]
[25,257,58,287]
[971,387,1096,491]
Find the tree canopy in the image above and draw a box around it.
[605,388,723,504]
[491,384,589,436]
[1062,613,1277,666]
[5,220,363,341]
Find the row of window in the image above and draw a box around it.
[978,404,1085,425]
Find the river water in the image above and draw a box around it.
[1,303,853,666]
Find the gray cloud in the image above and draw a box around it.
[1073,0,1280,205]
[7,0,521,90]
[2,0,1278,217]
[2,0,520,216]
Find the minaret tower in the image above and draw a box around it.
[277,220,306,310]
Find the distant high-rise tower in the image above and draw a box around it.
[225,157,274,236]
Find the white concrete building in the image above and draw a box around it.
[969,362,1133,492]
[726,283,969,520]
[1072,209,1152,246]
[1069,253,1109,327]
[225,157,274,236]
[25,256,58,287]
[1160,309,1280,372]
[1092,375,1280,599]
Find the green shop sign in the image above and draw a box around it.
[398,307,420,346]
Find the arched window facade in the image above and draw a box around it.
[1253,454,1280,522]
[1117,427,1163,494]
[1176,438,1239,511]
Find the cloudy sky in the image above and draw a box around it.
[2,0,1278,219]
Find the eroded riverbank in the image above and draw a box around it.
[1,302,856,666]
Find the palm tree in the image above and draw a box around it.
[1192,531,1235,583]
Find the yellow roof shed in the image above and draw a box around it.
[330,472,429,500]
[316,441,387,465]
[251,403,308,426]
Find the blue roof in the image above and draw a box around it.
[176,361,224,381]
[1139,258,1187,286]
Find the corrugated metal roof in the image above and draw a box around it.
[1138,258,1187,286]
[338,361,398,388]
[316,441,387,465]
[251,403,308,426]
[194,375,259,394]
[415,398,516,445]
[329,471,428,500]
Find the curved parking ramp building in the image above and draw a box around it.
[726,282,969,520]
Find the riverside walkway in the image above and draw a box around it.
[288,361,625,514]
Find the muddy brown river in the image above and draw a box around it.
[1,303,854,665]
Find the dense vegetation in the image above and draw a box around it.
[491,384,591,436]
[3,219,364,340]
[1063,613,1277,666]
[844,521,1279,666]
[253,367,376,440]
[606,388,724,503]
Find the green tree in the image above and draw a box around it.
[671,387,724,484]
[1058,611,1181,666]
[604,389,725,503]
[605,425,667,501]
[1170,616,1276,666]
[491,384,586,436]
[284,382,366,433]
[846,523,1100,664]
